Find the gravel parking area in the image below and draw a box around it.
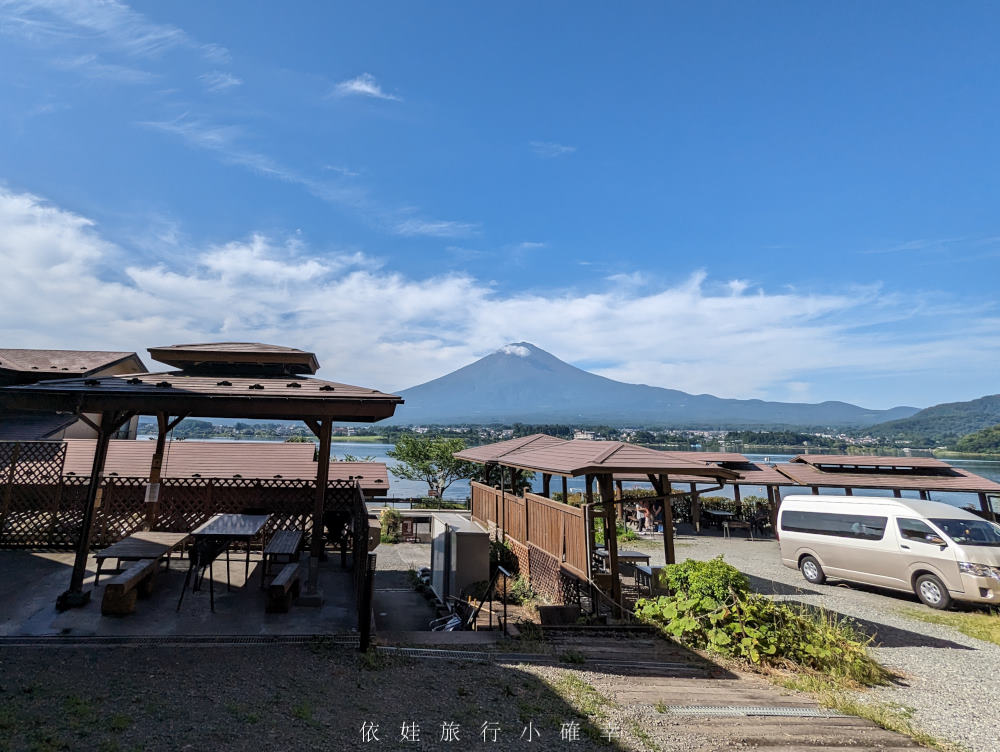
[632,533,1000,752]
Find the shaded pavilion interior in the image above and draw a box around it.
[455,435,739,607]
[0,342,402,610]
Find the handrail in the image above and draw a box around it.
[468,564,512,632]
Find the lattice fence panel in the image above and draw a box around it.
[0,441,68,548]
[92,478,146,547]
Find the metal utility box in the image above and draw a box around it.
[430,513,489,604]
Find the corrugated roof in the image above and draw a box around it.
[460,437,740,479]
[0,349,138,375]
[0,411,78,440]
[0,371,402,421]
[60,439,389,493]
[776,461,1000,494]
[791,455,950,469]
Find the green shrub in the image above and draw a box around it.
[636,557,890,686]
[507,574,535,605]
[489,538,519,577]
[379,507,401,543]
[658,557,750,602]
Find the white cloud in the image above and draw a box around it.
[394,219,480,238]
[2,187,999,406]
[499,345,530,357]
[516,241,546,251]
[331,73,400,101]
[199,70,242,93]
[530,141,576,158]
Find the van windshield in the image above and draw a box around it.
[930,518,1000,547]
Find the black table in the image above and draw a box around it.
[177,514,270,611]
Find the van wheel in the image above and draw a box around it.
[915,574,951,610]
[800,556,826,585]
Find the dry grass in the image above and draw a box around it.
[903,606,1000,648]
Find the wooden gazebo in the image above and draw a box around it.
[0,342,402,610]
[456,437,739,606]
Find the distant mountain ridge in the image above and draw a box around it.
[868,394,1000,445]
[390,342,919,427]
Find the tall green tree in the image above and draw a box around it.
[386,436,481,498]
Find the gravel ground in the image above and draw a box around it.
[0,643,793,752]
[631,533,1000,752]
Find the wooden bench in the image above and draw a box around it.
[265,562,301,613]
[261,530,303,587]
[101,559,159,616]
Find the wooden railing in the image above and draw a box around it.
[470,481,587,578]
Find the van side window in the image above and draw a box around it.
[897,518,937,543]
[780,510,887,541]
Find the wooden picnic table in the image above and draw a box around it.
[94,532,190,586]
[177,514,270,612]
[594,548,651,573]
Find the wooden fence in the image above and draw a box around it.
[470,481,587,578]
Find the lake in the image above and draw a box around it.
[140,437,1000,510]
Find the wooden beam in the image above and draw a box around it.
[659,474,675,565]
[304,419,321,438]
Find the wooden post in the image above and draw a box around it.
[691,488,701,534]
[773,486,783,541]
[892,488,902,498]
[845,487,853,496]
[659,474,675,565]
[615,479,623,499]
[562,476,568,503]
[58,410,127,610]
[305,418,332,599]
[542,473,551,498]
[597,474,622,609]
[979,493,996,521]
[733,483,741,512]
[766,485,777,532]
[811,486,820,494]
[0,443,20,537]
[919,490,929,501]
[585,474,595,554]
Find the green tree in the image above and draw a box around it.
[386,435,481,498]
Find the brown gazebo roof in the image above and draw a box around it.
[149,342,320,374]
[777,455,1000,494]
[458,437,741,480]
[0,371,401,421]
[454,433,568,463]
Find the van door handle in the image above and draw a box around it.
[900,544,910,550]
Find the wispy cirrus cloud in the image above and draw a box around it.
[530,140,576,158]
[331,73,400,101]
[199,70,242,93]
[140,115,479,239]
[0,0,226,61]
[395,218,480,238]
[53,53,156,83]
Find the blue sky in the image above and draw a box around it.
[1,1,998,409]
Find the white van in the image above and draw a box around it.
[778,495,1000,609]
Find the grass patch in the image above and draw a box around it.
[291,702,313,722]
[558,649,586,665]
[107,714,132,733]
[903,607,1000,647]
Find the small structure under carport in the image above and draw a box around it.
[0,342,402,612]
